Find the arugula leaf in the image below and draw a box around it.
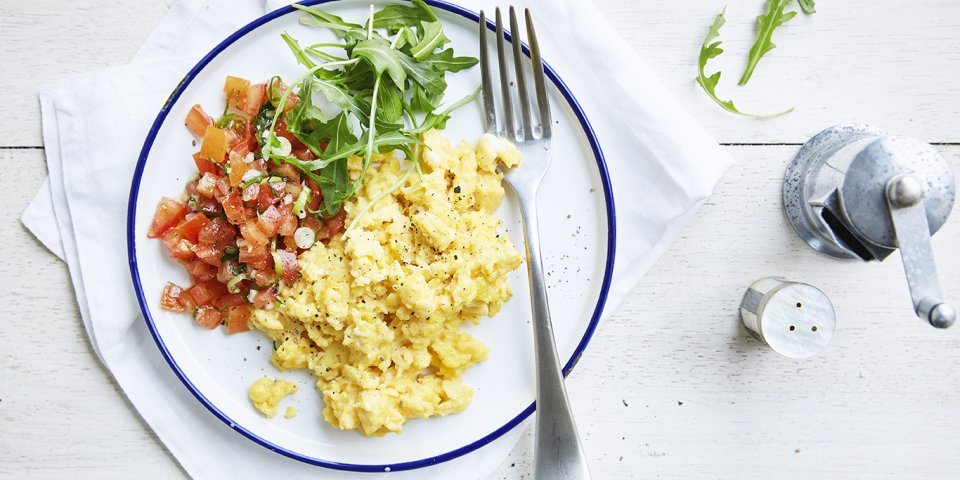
[305,43,347,63]
[739,0,798,86]
[292,4,364,37]
[377,82,404,123]
[695,8,792,118]
[422,49,479,72]
[410,21,449,60]
[397,51,446,95]
[411,83,442,112]
[309,77,369,121]
[282,32,317,69]
[354,38,407,89]
[393,26,420,51]
[371,0,436,31]
[797,0,816,14]
[414,86,481,133]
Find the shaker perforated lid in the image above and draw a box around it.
[740,277,836,358]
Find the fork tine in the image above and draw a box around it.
[495,8,515,140]
[525,9,551,139]
[509,7,533,140]
[479,11,497,134]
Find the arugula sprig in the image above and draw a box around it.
[739,0,797,86]
[256,1,478,220]
[696,1,815,117]
[696,8,792,118]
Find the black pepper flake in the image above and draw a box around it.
[453,186,461,193]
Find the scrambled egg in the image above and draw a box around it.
[248,377,298,418]
[250,131,523,435]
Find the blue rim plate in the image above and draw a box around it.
[127,0,616,472]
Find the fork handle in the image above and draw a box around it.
[516,189,592,480]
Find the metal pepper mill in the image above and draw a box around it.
[784,124,957,328]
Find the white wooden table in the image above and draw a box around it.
[3,1,959,478]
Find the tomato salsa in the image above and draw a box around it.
[149,75,346,333]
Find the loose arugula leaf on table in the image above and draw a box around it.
[696,8,793,118]
[797,0,816,14]
[738,0,798,86]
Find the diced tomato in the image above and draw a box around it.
[242,83,267,118]
[176,213,209,243]
[250,269,277,288]
[170,239,196,260]
[194,306,223,329]
[198,198,222,216]
[272,163,301,184]
[148,197,187,238]
[252,287,277,308]
[302,215,322,231]
[214,176,232,201]
[226,305,252,334]
[228,153,250,188]
[257,205,283,236]
[217,260,238,283]
[246,258,271,272]
[283,234,298,251]
[160,228,183,251]
[239,242,270,265]
[198,218,236,250]
[222,193,246,224]
[196,173,218,198]
[179,288,198,311]
[240,221,269,247]
[257,182,279,209]
[188,281,228,307]
[270,78,300,112]
[193,152,219,176]
[278,213,298,237]
[185,259,217,282]
[224,76,251,110]
[193,243,223,267]
[200,126,232,163]
[306,180,322,213]
[216,293,247,309]
[321,208,347,241]
[292,146,317,161]
[275,249,298,284]
[185,104,214,137]
[160,283,186,312]
[242,183,260,203]
[286,181,302,200]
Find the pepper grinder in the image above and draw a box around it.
[783,124,957,328]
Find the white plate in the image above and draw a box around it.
[127,0,615,472]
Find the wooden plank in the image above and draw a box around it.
[4,144,959,477]
[3,1,960,146]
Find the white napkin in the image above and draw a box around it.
[21,0,734,478]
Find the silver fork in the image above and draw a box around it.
[479,7,591,480]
